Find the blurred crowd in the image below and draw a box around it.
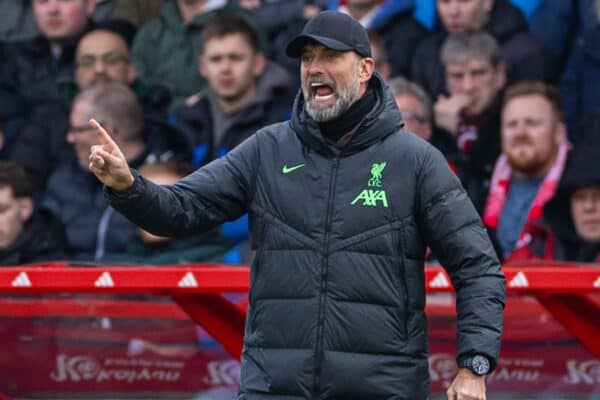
[0,0,598,266]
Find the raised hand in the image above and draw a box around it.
[88,119,135,191]
[434,94,469,136]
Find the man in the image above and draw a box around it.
[131,0,251,110]
[0,161,66,265]
[483,81,570,262]
[389,76,458,167]
[0,0,96,110]
[411,0,556,100]
[509,134,600,263]
[173,13,295,263]
[434,31,506,211]
[174,14,295,167]
[12,27,181,193]
[89,11,505,399]
[44,82,182,260]
[367,30,392,81]
[331,0,428,78]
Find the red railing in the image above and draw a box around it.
[0,261,598,398]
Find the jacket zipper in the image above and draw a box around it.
[398,226,410,338]
[312,157,339,399]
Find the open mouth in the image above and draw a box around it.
[310,82,335,101]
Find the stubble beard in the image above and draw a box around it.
[303,62,361,123]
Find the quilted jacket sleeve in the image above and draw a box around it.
[105,133,259,238]
[416,145,506,370]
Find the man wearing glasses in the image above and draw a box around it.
[12,27,181,194]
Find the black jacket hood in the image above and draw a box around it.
[290,72,404,157]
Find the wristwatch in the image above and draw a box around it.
[460,354,491,376]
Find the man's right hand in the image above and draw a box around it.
[434,94,469,136]
[88,119,135,191]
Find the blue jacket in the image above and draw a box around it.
[558,2,600,141]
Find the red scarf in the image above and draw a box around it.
[483,141,570,254]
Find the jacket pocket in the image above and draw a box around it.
[249,221,269,333]
[391,223,409,340]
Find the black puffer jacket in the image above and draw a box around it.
[107,74,505,399]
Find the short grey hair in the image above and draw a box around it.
[74,81,143,142]
[441,30,502,68]
[388,77,432,121]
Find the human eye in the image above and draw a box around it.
[76,55,95,68]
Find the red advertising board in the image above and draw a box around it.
[0,295,598,399]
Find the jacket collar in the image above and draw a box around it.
[290,72,403,157]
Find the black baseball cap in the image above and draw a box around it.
[286,11,372,58]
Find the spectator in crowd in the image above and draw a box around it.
[0,0,117,43]
[43,82,182,260]
[172,13,295,263]
[234,0,326,83]
[1,0,96,111]
[367,30,391,81]
[131,0,249,110]
[558,0,600,144]
[411,0,557,100]
[509,133,600,263]
[435,31,505,211]
[0,161,66,265]
[330,0,428,78]
[173,13,295,168]
[104,161,233,265]
[0,46,27,159]
[12,27,184,194]
[483,81,570,261]
[388,76,458,167]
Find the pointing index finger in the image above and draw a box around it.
[90,118,116,147]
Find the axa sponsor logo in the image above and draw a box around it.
[563,359,600,384]
[351,162,389,208]
[50,354,181,383]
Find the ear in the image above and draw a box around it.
[18,197,33,223]
[554,121,567,145]
[85,0,96,16]
[483,0,494,13]
[253,53,267,77]
[378,61,391,82]
[198,54,208,79]
[126,64,137,85]
[359,57,375,84]
[495,61,507,90]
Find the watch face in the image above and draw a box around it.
[472,355,490,375]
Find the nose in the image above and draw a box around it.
[47,0,60,14]
[304,60,326,79]
[462,75,475,93]
[448,2,460,17]
[94,60,106,74]
[582,195,598,211]
[219,57,233,73]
